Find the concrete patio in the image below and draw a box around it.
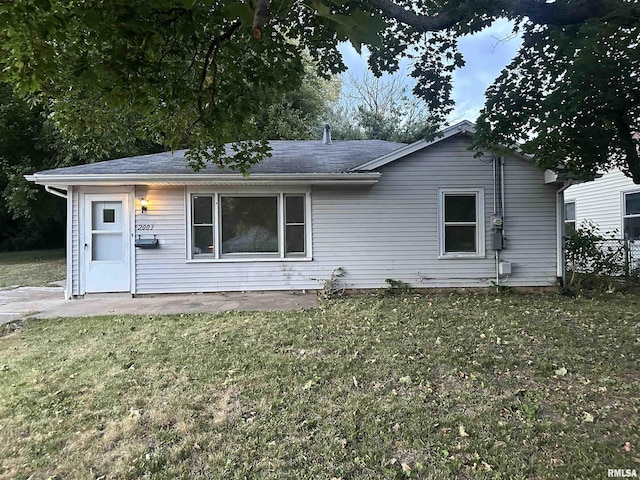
[0,283,318,324]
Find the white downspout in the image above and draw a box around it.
[43,184,72,298]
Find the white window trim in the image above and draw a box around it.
[437,188,485,259]
[185,186,312,263]
[622,189,640,239]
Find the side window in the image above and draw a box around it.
[564,202,576,235]
[284,195,306,256]
[439,189,484,257]
[192,195,214,256]
[623,192,640,239]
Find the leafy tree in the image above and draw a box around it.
[329,72,435,142]
[1,0,638,180]
[255,61,341,140]
[0,82,164,250]
[0,83,65,250]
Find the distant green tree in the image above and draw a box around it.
[254,61,341,140]
[0,83,65,250]
[329,72,435,143]
[0,83,164,251]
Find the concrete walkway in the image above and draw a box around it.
[0,284,318,324]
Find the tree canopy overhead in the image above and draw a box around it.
[1,0,638,179]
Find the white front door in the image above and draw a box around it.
[84,194,131,293]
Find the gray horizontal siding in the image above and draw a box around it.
[133,135,558,293]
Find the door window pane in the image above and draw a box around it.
[221,197,278,253]
[92,201,122,230]
[92,233,122,261]
[103,209,115,223]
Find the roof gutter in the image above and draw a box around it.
[44,185,68,199]
[25,172,382,187]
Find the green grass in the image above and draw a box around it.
[0,249,65,288]
[0,292,638,479]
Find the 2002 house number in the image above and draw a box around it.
[137,224,154,231]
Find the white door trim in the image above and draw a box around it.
[80,188,134,294]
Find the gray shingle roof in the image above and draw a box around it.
[37,140,406,176]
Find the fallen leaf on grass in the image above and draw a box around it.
[554,367,567,376]
[401,462,411,473]
[458,424,469,437]
[582,412,594,423]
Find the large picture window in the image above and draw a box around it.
[190,192,308,260]
[623,191,640,239]
[438,188,484,258]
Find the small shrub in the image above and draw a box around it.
[312,267,345,299]
[384,278,413,295]
[565,221,627,289]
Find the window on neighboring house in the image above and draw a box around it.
[623,191,640,239]
[564,201,576,235]
[190,193,308,259]
[439,189,484,257]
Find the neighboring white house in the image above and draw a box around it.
[26,121,568,298]
[564,169,640,238]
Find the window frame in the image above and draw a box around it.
[438,188,485,259]
[564,201,576,235]
[186,187,312,262]
[622,190,640,240]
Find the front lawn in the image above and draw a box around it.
[0,293,638,479]
[0,249,66,288]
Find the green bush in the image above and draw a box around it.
[565,221,628,289]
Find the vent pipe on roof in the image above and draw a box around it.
[323,124,332,145]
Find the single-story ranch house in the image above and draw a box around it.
[27,121,570,298]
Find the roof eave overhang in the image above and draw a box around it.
[24,172,382,187]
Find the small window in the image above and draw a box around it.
[564,202,576,235]
[285,195,306,256]
[103,209,115,223]
[439,189,484,257]
[623,192,640,239]
[192,195,214,255]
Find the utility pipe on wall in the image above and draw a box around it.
[556,182,573,284]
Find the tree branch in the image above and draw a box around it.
[252,0,271,39]
[367,0,626,30]
[195,20,242,123]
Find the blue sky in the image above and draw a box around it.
[337,19,522,123]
